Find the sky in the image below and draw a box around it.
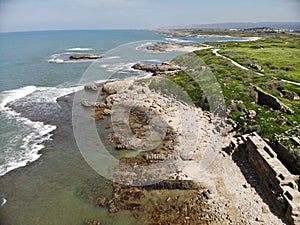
[0,0,299,32]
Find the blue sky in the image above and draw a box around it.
[0,0,299,32]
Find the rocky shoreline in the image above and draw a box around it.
[78,62,287,224]
[146,41,211,52]
[2,40,291,224]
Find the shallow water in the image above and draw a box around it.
[0,93,139,225]
[0,30,246,224]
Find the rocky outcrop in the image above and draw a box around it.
[132,62,181,76]
[146,41,210,52]
[102,79,135,95]
[254,86,294,114]
[69,54,102,60]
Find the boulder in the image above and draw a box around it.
[249,63,264,72]
[84,83,98,91]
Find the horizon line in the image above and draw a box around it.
[1,21,300,34]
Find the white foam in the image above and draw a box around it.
[66,47,94,51]
[105,56,121,60]
[0,85,81,177]
[0,86,37,110]
[1,198,6,206]
[34,86,82,102]
[48,58,64,63]
[0,120,56,176]
[136,42,155,51]
[102,62,137,73]
[164,38,191,43]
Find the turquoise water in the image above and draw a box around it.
[0,30,245,224]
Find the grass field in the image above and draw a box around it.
[196,49,300,138]
[164,42,299,141]
[217,35,300,83]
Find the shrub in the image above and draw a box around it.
[280,66,296,71]
[264,80,285,91]
[248,125,262,133]
[263,62,272,67]
[269,65,280,70]
[282,90,297,100]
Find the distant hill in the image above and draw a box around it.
[164,22,300,31]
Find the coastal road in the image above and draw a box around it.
[212,49,300,86]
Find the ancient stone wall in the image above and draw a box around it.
[270,141,300,175]
[254,86,294,114]
[244,133,300,225]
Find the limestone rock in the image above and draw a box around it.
[248,110,257,119]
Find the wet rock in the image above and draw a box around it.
[69,54,102,60]
[81,99,94,107]
[96,197,107,207]
[103,109,112,115]
[93,111,104,121]
[84,83,98,91]
[108,198,119,213]
[132,62,181,76]
[81,100,110,109]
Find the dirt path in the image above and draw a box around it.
[212,49,300,86]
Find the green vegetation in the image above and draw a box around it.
[139,72,209,110]
[167,70,209,110]
[197,33,299,140]
[165,35,300,141]
[217,36,300,83]
[138,33,299,155]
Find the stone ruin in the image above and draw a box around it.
[254,86,294,115]
[226,132,300,225]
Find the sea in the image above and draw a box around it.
[0,30,245,225]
